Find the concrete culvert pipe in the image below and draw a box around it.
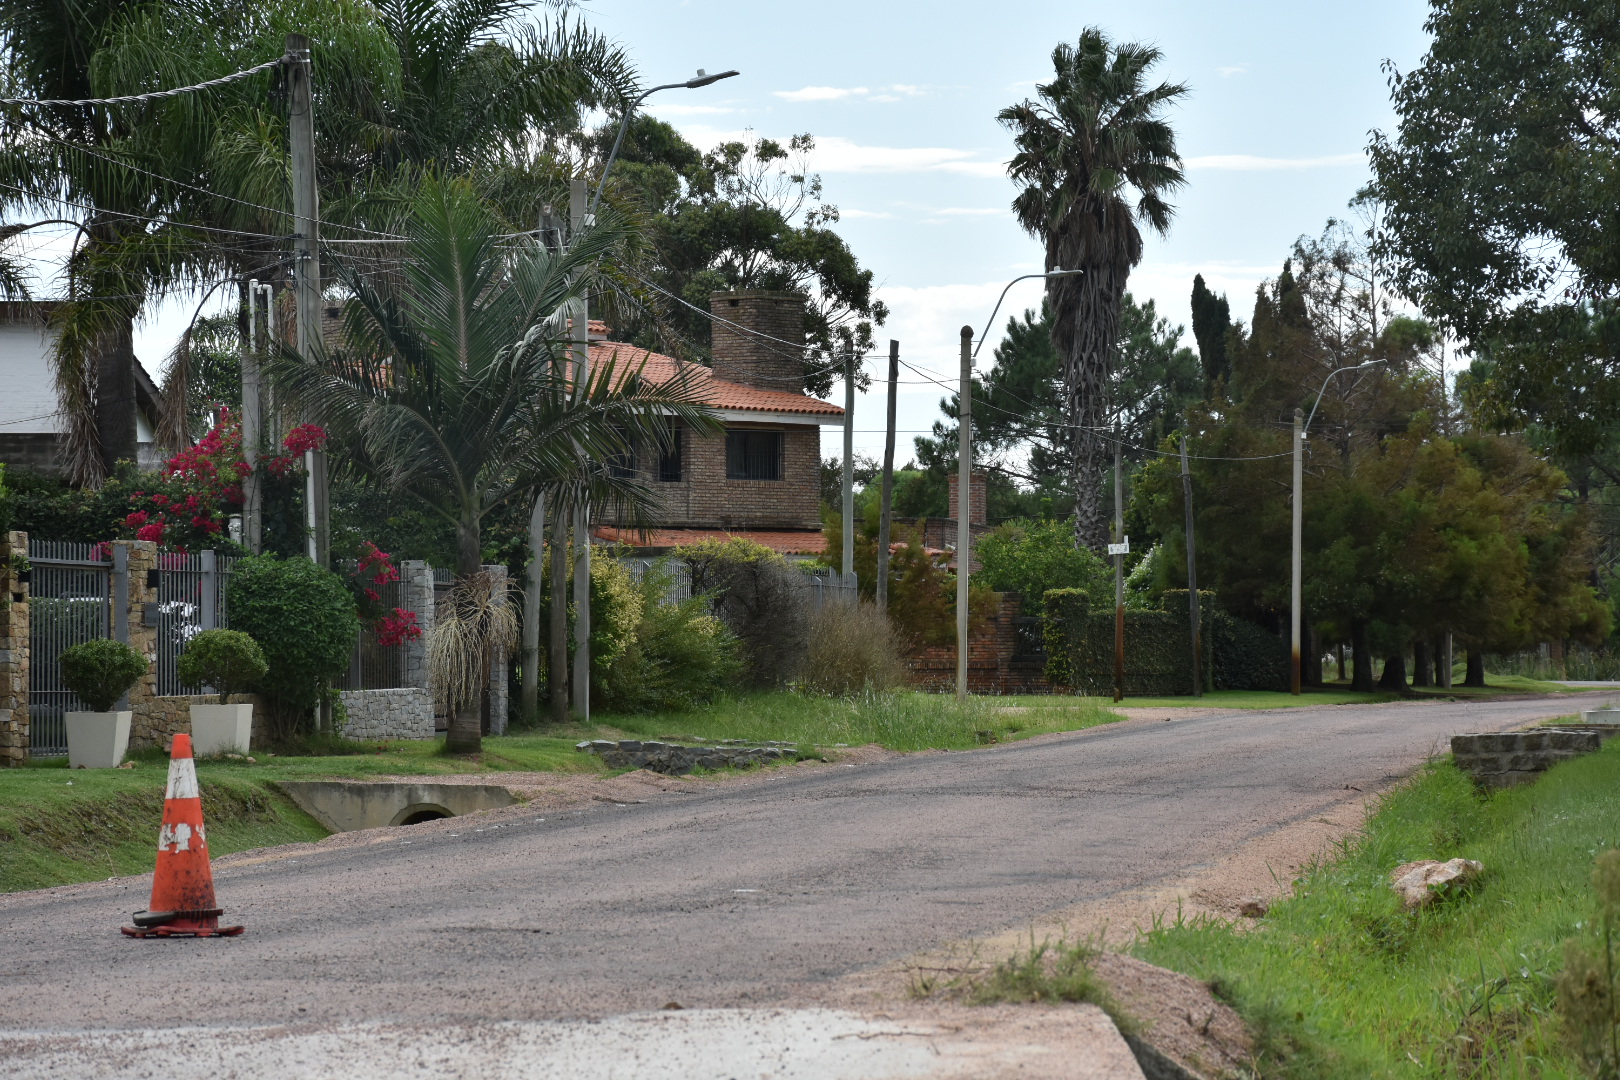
[392,805,453,826]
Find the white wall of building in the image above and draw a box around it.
[0,321,62,434]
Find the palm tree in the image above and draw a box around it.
[999,29,1187,549]
[268,177,716,753]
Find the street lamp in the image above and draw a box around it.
[1290,360,1387,694]
[589,69,740,217]
[956,269,1084,700]
[562,67,737,723]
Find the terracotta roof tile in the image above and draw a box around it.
[589,341,842,417]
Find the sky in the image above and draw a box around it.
[80,0,1436,467]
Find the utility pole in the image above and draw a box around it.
[1113,432,1124,703]
[1291,407,1304,695]
[242,279,263,554]
[570,178,591,721]
[520,494,544,721]
[286,32,328,567]
[1180,435,1202,698]
[956,325,973,701]
[549,511,569,724]
[875,340,898,614]
[841,342,856,595]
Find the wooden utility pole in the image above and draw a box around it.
[1113,432,1124,703]
[841,343,856,594]
[570,178,591,721]
[875,340,898,614]
[1181,435,1202,698]
[286,32,327,566]
[1291,407,1304,695]
[956,325,973,701]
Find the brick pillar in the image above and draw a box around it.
[483,563,509,736]
[0,531,29,766]
[946,471,988,525]
[708,290,807,389]
[118,541,164,748]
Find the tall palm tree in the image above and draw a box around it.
[268,177,716,753]
[999,29,1187,549]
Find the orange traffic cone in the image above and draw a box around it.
[121,733,244,938]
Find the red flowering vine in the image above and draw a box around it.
[343,541,420,648]
[376,608,422,647]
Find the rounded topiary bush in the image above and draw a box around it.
[177,628,268,704]
[60,638,147,712]
[225,555,359,739]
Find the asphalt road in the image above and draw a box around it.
[0,695,1598,1031]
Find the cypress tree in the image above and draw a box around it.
[1190,274,1232,389]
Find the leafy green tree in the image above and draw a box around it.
[976,517,1112,611]
[1190,274,1231,390]
[1368,0,1620,455]
[999,28,1188,549]
[586,118,887,396]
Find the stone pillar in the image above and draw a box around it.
[117,541,166,748]
[0,531,30,766]
[483,563,509,736]
[400,560,435,691]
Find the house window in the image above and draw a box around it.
[726,430,783,481]
[658,425,682,482]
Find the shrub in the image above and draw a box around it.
[675,538,810,687]
[977,517,1112,611]
[599,561,743,712]
[798,600,907,696]
[60,639,147,712]
[176,629,268,705]
[225,555,359,739]
[1558,849,1620,1075]
[590,553,644,686]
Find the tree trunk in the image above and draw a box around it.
[549,521,569,724]
[1336,643,1346,683]
[1432,636,1448,687]
[1464,648,1486,687]
[444,517,484,755]
[94,321,138,478]
[1411,640,1432,687]
[1304,622,1323,687]
[1050,259,1131,551]
[1350,620,1374,691]
[1378,652,1407,693]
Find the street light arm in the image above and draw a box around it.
[1303,360,1387,435]
[589,72,740,217]
[972,269,1084,361]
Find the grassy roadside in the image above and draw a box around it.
[2,691,1117,893]
[1133,736,1620,1077]
[998,673,1582,712]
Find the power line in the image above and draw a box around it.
[0,179,288,241]
[0,57,286,108]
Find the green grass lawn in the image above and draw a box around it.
[1133,740,1620,1078]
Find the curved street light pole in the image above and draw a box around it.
[1291,360,1388,694]
[957,269,1085,700]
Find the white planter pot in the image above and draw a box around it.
[65,711,132,769]
[191,703,254,756]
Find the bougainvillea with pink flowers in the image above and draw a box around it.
[342,541,421,647]
[120,412,326,552]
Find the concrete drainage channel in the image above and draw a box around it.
[278,781,517,832]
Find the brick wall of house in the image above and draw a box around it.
[946,471,988,526]
[906,593,1056,696]
[644,421,823,531]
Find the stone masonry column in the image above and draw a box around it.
[0,530,30,766]
[400,560,435,693]
[117,541,165,749]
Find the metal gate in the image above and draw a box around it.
[155,550,234,695]
[27,540,114,757]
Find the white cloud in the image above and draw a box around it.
[810,136,1005,177]
[1216,64,1248,77]
[645,102,739,117]
[774,85,868,102]
[1184,152,1364,170]
[932,207,1005,217]
[838,208,894,220]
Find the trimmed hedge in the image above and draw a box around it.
[1044,588,1289,694]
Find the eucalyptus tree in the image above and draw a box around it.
[999,28,1188,549]
[268,177,717,753]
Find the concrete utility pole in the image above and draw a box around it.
[1180,435,1202,698]
[1291,407,1304,695]
[956,325,973,701]
[1113,432,1124,703]
[875,340,899,614]
[842,343,856,594]
[521,494,544,720]
[242,280,264,554]
[570,178,591,721]
[286,32,328,566]
[549,515,569,724]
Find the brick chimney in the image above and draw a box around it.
[947,471,988,525]
[708,290,806,389]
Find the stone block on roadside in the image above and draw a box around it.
[1390,858,1483,908]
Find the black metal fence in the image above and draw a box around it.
[155,549,236,696]
[27,540,112,756]
[338,575,409,691]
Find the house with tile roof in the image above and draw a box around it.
[590,290,838,558]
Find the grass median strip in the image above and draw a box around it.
[1133,737,1620,1077]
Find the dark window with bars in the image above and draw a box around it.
[658,425,683,482]
[726,430,783,481]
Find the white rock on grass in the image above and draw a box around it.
[1389,858,1484,908]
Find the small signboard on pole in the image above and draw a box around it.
[1106,538,1130,556]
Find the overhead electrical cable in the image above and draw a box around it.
[0,57,287,108]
